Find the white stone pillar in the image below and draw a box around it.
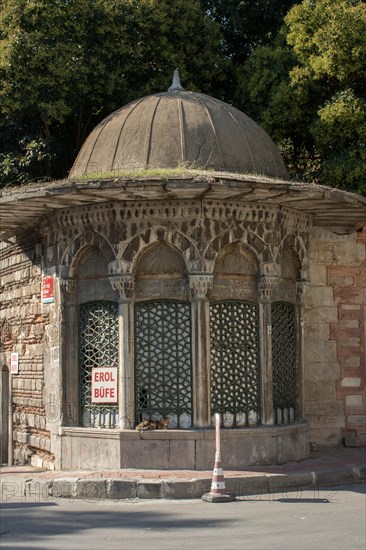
[259,276,276,425]
[189,274,213,428]
[60,278,78,426]
[109,274,134,429]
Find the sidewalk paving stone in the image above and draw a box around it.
[1,446,365,500]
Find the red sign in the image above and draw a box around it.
[91,367,118,403]
[42,276,54,303]
[11,352,19,374]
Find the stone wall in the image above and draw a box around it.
[0,235,54,468]
[1,197,363,470]
[305,225,366,447]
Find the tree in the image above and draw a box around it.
[0,0,227,185]
[239,0,366,194]
[200,0,297,62]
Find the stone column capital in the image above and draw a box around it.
[259,275,277,302]
[60,277,76,296]
[189,273,214,301]
[109,274,134,300]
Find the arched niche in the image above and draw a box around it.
[275,247,301,303]
[76,245,117,303]
[210,242,259,302]
[134,241,188,300]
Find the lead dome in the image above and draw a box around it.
[70,73,289,179]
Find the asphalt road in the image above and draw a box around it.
[1,484,365,550]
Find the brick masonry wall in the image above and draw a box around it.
[305,225,366,446]
[0,236,53,465]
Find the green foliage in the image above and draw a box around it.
[240,0,366,194]
[1,0,365,196]
[200,1,297,62]
[0,0,227,185]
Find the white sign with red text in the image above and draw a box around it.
[42,276,54,303]
[91,367,118,403]
[11,352,19,374]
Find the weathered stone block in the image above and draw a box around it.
[76,480,108,500]
[25,480,52,498]
[339,338,360,347]
[304,399,344,428]
[309,265,327,286]
[169,440,195,469]
[162,479,203,499]
[337,320,360,328]
[137,481,162,499]
[347,415,366,425]
[341,377,361,387]
[304,381,336,402]
[308,427,343,446]
[120,440,170,469]
[310,239,365,266]
[304,306,338,324]
[304,341,337,363]
[334,287,362,305]
[52,478,78,499]
[107,479,137,500]
[305,323,330,343]
[306,362,340,381]
[306,286,334,308]
[344,356,361,368]
[329,276,354,286]
[346,395,363,407]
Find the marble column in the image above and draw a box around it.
[259,275,277,425]
[109,274,134,429]
[189,274,213,428]
[60,278,78,426]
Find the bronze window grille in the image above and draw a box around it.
[79,301,119,428]
[210,301,261,428]
[134,300,192,428]
[272,301,298,424]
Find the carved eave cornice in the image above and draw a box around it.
[1,172,365,238]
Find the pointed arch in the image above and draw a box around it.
[60,231,115,278]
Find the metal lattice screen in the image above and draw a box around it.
[272,302,298,424]
[210,301,260,428]
[79,301,119,428]
[134,301,192,428]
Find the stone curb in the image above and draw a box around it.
[1,465,364,501]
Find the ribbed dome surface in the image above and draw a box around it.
[70,90,289,179]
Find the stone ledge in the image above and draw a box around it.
[1,466,364,501]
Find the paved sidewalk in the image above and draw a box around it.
[1,446,365,500]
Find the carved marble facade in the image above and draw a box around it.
[44,200,310,434]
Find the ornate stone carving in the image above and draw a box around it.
[109,274,134,300]
[189,274,214,300]
[60,278,76,295]
[48,200,311,298]
[259,276,278,302]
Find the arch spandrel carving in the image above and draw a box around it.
[211,241,260,302]
[275,233,309,272]
[205,228,271,266]
[121,226,199,271]
[133,241,189,301]
[273,236,308,304]
[60,231,116,279]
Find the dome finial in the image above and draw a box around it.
[168,69,185,92]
